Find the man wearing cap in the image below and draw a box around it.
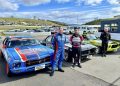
[100,27,111,57]
[70,27,83,68]
[50,27,66,76]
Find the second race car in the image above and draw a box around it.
[41,35,98,62]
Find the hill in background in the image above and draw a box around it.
[0,17,67,30]
[0,17,68,26]
[84,18,115,25]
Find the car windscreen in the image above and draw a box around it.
[66,36,70,43]
[7,39,40,48]
[87,35,97,40]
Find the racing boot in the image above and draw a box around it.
[72,63,75,68]
[78,63,82,68]
[104,54,106,57]
[58,69,64,72]
[101,54,104,57]
[50,70,54,77]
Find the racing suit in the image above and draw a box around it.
[51,33,66,71]
[100,32,111,56]
[70,33,83,66]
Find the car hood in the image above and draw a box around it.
[65,43,97,51]
[92,40,118,44]
[6,45,54,62]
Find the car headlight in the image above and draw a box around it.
[12,62,21,68]
[95,48,99,54]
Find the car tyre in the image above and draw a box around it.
[6,63,12,77]
[64,50,72,62]
[0,50,3,58]
[98,46,102,54]
[64,51,69,62]
[81,56,87,60]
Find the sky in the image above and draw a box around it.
[0,0,120,24]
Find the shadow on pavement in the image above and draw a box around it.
[108,77,120,86]
[63,58,91,68]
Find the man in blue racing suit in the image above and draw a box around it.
[50,27,66,76]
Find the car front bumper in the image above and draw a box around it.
[10,62,51,74]
[107,47,119,52]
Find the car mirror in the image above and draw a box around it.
[40,40,46,46]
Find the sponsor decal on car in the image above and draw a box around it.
[14,48,48,62]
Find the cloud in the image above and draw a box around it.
[111,7,120,13]
[107,0,120,5]
[0,11,104,24]
[0,6,120,24]
[20,0,51,6]
[55,0,71,3]
[0,0,19,11]
[84,0,103,5]
[76,0,103,6]
[0,1,120,24]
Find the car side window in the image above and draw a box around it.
[46,36,52,43]
[3,38,7,45]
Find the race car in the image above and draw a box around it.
[83,34,120,52]
[41,35,98,62]
[0,36,54,76]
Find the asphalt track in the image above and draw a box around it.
[0,35,119,86]
[0,55,116,86]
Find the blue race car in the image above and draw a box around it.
[0,36,54,76]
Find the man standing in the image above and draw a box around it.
[50,27,66,76]
[70,27,83,68]
[100,27,111,57]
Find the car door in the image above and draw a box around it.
[42,35,53,49]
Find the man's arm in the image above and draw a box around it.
[70,36,73,44]
[51,35,56,47]
[100,32,103,40]
[80,35,84,41]
[109,33,111,40]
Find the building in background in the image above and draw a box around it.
[67,25,100,34]
[101,16,120,33]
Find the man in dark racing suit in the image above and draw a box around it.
[100,27,111,57]
[70,27,83,68]
[50,27,66,76]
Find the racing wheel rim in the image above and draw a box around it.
[64,51,68,61]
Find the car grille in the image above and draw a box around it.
[111,45,118,48]
[26,56,50,67]
[81,50,89,55]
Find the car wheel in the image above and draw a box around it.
[0,51,5,60]
[64,51,69,61]
[6,63,12,77]
[0,50,3,58]
[81,56,87,60]
[64,50,72,62]
[95,48,99,54]
[98,46,102,54]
